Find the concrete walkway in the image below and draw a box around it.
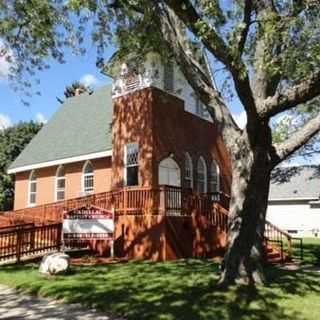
[0,285,122,320]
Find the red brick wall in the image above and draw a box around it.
[114,215,166,260]
[112,87,232,194]
[112,214,226,261]
[111,90,154,188]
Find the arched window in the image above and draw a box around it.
[185,152,193,189]
[158,157,181,187]
[210,161,220,193]
[55,165,65,201]
[196,157,207,193]
[28,170,37,206]
[82,161,94,194]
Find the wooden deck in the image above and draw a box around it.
[0,186,230,225]
[0,186,296,263]
[0,186,230,262]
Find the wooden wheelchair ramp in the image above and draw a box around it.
[0,223,62,264]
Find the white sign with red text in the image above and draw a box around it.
[63,205,114,241]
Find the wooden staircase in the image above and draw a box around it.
[205,204,298,264]
[263,242,290,264]
[263,221,305,264]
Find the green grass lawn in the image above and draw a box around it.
[297,238,320,263]
[0,259,319,320]
[283,237,320,264]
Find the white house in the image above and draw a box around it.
[267,165,320,238]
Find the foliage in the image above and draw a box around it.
[0,258,320,320]
[1,1,320,133]
[0,0,113,103]
[2,1,320,138]
[272,99,320,160]
[64,81,91,98]
[0,122,42,211]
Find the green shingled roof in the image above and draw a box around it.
[9,85,113,170]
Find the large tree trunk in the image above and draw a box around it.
[219,141,272,287]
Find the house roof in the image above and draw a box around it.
[269,165,320,200]
[8,85,113,173]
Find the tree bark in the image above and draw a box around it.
[219,137,272,287]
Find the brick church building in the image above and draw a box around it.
[7,52,232,260]
[9,52,232,209]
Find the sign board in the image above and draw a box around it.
[63,205,114,242]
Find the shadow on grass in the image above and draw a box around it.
[299,239,320,264]
[0,260,319,320]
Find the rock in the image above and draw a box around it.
[39,252,70,275]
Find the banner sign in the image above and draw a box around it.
[63,205,114,241]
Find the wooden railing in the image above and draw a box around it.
[0,223,35,232]
[160,186,230,216]
[264,221,293,262]
[1,186,230,226]
[0,223,62,263]
[210,203,229,232]
[1,187,300,264]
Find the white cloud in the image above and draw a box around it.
[233,111,247,129]
[80,74,99,88]
[35,113,47,124]
[0,113,12,129]
[0,39,12,79]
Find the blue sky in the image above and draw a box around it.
[0,47,113,127]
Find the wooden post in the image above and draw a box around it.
[57,223,62,252]
[30,223,35,250]
[110,208,115,258]
[159,186,166,215]
[124,188,127,215]
[287,236,293,260]
[16,228,22,263]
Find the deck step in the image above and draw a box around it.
[263,243,286,264]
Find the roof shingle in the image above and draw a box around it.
[270,165,320,200]
[9,85,113,171]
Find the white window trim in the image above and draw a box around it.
[27,170,37,207]
[210,160,220,193]
[81,161,94,195]
[55,165,66,201]
[124,143,139,186]
[185,152,193,189]
[197,156,207,193]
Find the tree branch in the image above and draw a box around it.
[163,0,234,71]
[260,72,320,118]
[162,0,257,118]
[238,0,253,55]
[272,113,320,166]
[157,3,241,148]
[252,0,284,103]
